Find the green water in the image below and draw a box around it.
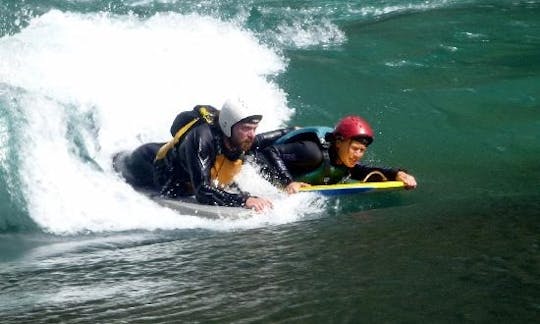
[1,0,539,322]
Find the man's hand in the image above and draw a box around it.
[396,171,417,189]
[245,197,273,212]
[285,182,311,194]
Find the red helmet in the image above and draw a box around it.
[333,115,374,145]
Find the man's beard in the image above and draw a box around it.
[237,138,254,152]
[228,134,254,152]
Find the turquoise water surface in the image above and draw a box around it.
[1,0,539,322]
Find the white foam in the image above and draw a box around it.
[274,17,346,49]
[353,1,451,17]
[0,10,326,234]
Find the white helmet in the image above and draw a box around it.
[219,98,262,137]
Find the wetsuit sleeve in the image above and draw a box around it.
[183,127,249,207]
[250,127,298,152]
[349,164,400,182]
[260,141,323,186]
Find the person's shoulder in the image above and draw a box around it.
[182,123,220,147]
[183,122,213,138]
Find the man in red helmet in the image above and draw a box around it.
[253,115,417,193]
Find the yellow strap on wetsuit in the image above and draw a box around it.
[154,106,240,186]
[155,106,216,162]
[199,106,215,124]
[155,117,200,161]
[211,154,243,187]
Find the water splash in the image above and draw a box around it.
[0,10,326,234]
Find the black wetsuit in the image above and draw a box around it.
[257,137,400,186]
[114,124,292,207]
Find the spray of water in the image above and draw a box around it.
[0,10,326,234]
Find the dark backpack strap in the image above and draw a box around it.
[155,117,201,161]
[156,105,219,161]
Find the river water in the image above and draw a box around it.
[1,0,539,322]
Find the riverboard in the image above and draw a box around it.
[298,181,405,196]
[113,152,252,219]
[140,190,252,219]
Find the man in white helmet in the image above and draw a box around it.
[114,98,285,211]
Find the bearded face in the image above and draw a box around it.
[230,122,259,152]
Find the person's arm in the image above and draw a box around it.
[250,127,298,152]
[259,145,311,193]
[259,141,322,187]
[395,170,417,189]
[259,145,295,186]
